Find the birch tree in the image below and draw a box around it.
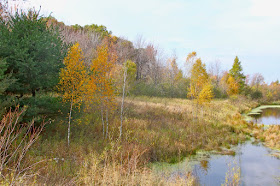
[58,43,87,146]
[120,60,136,139]
[87,42,117,139]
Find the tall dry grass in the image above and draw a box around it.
[0,107,46,185]
[13,96,260,185]
[77,143,195,186]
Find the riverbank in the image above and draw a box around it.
[14,96,279,184]
[153,141,280,185]
[244,105,280,150]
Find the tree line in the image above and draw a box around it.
[1,7,280,141]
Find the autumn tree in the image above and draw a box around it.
[185,51,197,77]
[188,58,208,100]
[86,41,117,139]
[226,75,239,96]
[188,57,213,118]
[58,43,87,146]
[198,82,214,105]
[168,56,179,95]
[84,24,112,38]
[0,0,7,18]
[164,55,187,98]
[229,56,246,93]
[250,73,264,90]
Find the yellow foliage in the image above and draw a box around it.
[86,42,117,109]
[174,70,183,83]
[188,57,213,106]
[58,42,87,106]
[227,75,239,96]
[186,51,197,64]
[198,82,214,105]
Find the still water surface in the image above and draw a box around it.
[154,142,280,185]
[249,107,280,125]
[154,107,280,185]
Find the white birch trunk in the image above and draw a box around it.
[105,107,109,139]
[68,99,73,146]
[101,103,105,138]
[120,68,127,139]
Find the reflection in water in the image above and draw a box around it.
[250,108,280,125]
[154,142,280,186]
[199,160,209,174]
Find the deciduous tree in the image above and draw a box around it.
[120,60,136,139]
[188,57,213,117]
[226,75,239,96]
[86,41,117,139]
[58,43,87,146]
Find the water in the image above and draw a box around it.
[154,107,280,185]
[154,142,280,185]
[249,108,280,125]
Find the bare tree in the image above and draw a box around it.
[208,60,222,86]
[133,35,149,80]
[60,27,101,65]
[250,73,264,90]
[134,34,146,49]
[115,37,134,64]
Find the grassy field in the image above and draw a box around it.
[4,95,280,185]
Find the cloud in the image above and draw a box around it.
[250,0,280,17]
[11,0,280,82]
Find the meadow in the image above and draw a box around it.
[1,7,280,185]
[4,94,277,185]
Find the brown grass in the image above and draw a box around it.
[12,96,263,185]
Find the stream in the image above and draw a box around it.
[153,106,280,185]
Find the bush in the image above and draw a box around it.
[131,81,187,98]
[19,94,69,125]
[251,90,263,100]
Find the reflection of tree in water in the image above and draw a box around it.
[252,108,280,124]
[200,160,209,174]
[262,108,280,117]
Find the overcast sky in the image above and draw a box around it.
[12,0,280,83]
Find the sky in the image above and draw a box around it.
[11,0,280,83]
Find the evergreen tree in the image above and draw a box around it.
[0,10,67,97]
[0,58,15,116]
[0,58,9,94]
[229,56,245,92]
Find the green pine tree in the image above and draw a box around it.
[229,56,246,93]
[0,10,67,97]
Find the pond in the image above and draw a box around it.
[153,142,280,185]
[153,106,280,185]
[246,105,280,125]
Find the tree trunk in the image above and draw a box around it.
[32,89,36,97]
[101,104,105,138]
[68,99,73,146]
[105,107,109,139]
[120,68,127,139]
[196,102,198,121]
